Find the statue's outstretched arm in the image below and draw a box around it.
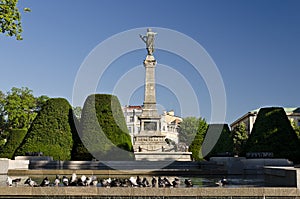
[139,34,147,43]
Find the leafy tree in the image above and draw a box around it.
[202,124,233,159]
[0,0,30,40]
[188,117,208,161]
[0,0,22,40]
[0,90,6,132]
[291,120,300,139]
[232,122,248,155]
[179,117,200,146]
[4,87,36,129]
[243,107,300,163]
[0,87,48,132]
[14,98,75,160]
[0,129,27,159]
[35,95,49,111]
[80,94,133,160]
[72,106,82,120]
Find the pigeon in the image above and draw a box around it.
[172,177,180,188]
[6,176,21,187]
[40,177,50,187]
[62,176,69,186]
[24,178,38,187]
[54,175,60,186]
[151,176,157,187]
[184,179,193,187]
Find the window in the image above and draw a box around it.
[130,116,134,122]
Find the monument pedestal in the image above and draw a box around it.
[134,151,192,161]
[133,133,168,152]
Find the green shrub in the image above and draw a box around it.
[80,94,133,160]
[0,129,27,159]
[14,98,75,160]
[70,113,93,160]
[202,124,233,159]
[243,107,300,163]
[188,118,208,161]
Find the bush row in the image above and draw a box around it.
[1,95,133,161]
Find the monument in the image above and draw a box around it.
[133,28,192,161]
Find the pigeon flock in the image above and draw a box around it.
[6,174,195,188]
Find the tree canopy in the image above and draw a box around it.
[232,122,248,155]
[179,117,200,146]
[80,94,133,160]
[0,0,22,40]
[0,87,48,131]
[243,107,300,163]
[291,120,300,140]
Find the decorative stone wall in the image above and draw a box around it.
[0,187,299,198]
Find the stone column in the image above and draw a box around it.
[141,55,159,118]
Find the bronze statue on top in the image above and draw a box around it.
[139,28,157,55]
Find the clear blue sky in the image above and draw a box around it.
[1,0,300,124]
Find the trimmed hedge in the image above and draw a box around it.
[202,124,233,159]
[0,129,27,159]
[14,98,75,160]
[243,107,300,163]
[80,94,133,160]
[188,118,208,161]
[70,113,93,160]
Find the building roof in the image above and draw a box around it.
[124,105,143,110]
[231,107,300,128]
[283,107,300,114]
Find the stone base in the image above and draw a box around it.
[134,151,192,161]
[264,166,300,188]
[0,158,29,174]
[15,156,53,161]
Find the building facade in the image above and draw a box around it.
[122,105,182,145]
[160,110,182,144]
[122,105,143,144]
[230,107,300,135]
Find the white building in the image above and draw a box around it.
[122,106,182,144]
[230,107,300,135]
[122,105,143,144]
[160,110,182,143]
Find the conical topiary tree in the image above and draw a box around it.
[188,117,208,161]
[0,129,27,159]
[243,107,300,163]
[14,98,76,160]
[79,94,133,160]
[202,124,233,159]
